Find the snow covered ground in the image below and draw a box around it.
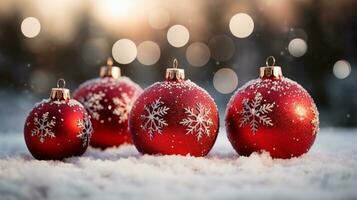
[1,128,357,200]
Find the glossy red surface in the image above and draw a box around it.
[73,76,142,149]
[129,80,219,157]
[24,99,91,160]
[225,77,319,159]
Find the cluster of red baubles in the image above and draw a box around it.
[24,57,319,160]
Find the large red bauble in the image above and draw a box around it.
[225,61,319,159]
[129,63,219,157]
[74,77,142,148]
[24,98,92,160]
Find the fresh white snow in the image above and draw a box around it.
[1,128,357,200]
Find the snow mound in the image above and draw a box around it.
[1,128,357,200]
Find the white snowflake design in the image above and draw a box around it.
[310,106,319,135]
[239,93,275,134]
[113,93,133,124]
[180,103,213,141]
[31,112,56,143]
[77,116,93,147]
[79,91,105,120]
[141,98,170,139]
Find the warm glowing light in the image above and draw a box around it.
[213,68,238,94]
[91,0,141,34]
[333,60,351,79]
[209,35,235,62]
[288,38,307,57]
[167,25,190,48]
[94,0,135,20]
[229,13,254,38]
[112,39,137,64]
[21,17,41,38]
[295,105,307,121]
[137,41,161,65]
[186,42,210,67]
[148,8,170,30]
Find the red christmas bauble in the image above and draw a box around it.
[24,80,92,160]
[225,57,319,159]
[129,60,219,156]
[73,59,142,149]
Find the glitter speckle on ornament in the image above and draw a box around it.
[225,56,319,159]
[129,59,219,156]
[74,58,143,149]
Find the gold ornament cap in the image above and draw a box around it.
[50,79,70,100]
[260,56,283,79]
[100,57,121,79]
[166,59,185,81]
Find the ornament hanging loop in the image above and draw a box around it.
[166,58,185,81]
[107,57,113,68]
[260,56,282,79]
[266,56,276,67]
[173,58,178,69]
[100,57,121,79]
[57,78,66,88]
[51,79,70,100]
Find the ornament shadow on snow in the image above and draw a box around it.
[73,58,143,149]
[225,56,319,159]
[129,59,219,157]
[24,79,93,160]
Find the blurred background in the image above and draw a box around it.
[0,0,356,134]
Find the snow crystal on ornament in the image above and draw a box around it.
[34,99,84,108]
[76,77,142,93]
[113,93,133,124]
[146,80,218,114]
[31,112,56,143]
[310,105,319,135]
[180,103,213,140]
[239,93,275,134]
[76,116,92,147]
[78,91,105,120]
[140,98,170,139]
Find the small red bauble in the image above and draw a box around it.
[73,58,142,149]
[129,59,219,157]
[225,56,319,159]
[24,79,92,160]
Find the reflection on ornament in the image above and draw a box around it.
[74,58,143,148]
[225,56,319,159]
[129,59,219,156]
[24,79,92,160]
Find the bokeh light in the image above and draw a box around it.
[288,38,307,57]
[21,17,41,38]
[229,13,254,38]
[112,39,137,64]
[137,41,161,65]
[186,42,210,67]
[213,68,238,94]
[148,8,170,30]
[333,60,351,79]
[167,25,190,48]
[209,35,235,62]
